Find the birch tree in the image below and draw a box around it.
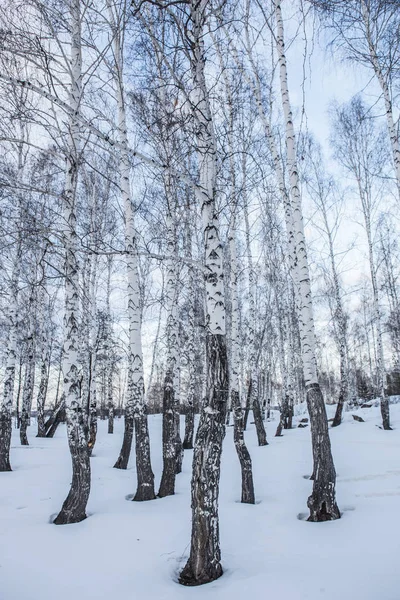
[53,0,91,524]
[272,0,340,521]
[304,138,349,426]
[331,95,391,430]
[312,0,400,200]
[105,0,156,501]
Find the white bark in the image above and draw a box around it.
[273,0,339,521]
[54,0,91,525]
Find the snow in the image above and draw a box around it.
[1,405,400,600]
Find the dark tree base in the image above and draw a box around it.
[180,334,227,587]
[232,392,255,504]
[133,484,156,502]
[307,495,341,522]
[54,442,91,525]
[88,424,97,456]
[175,443,183,474]
[275,418,284,437]
[179,560,223,587]
[53,510,87,525]
[159,373,176,496]
[158,463,175,498]
[0,458,12,472]
[108,412,114,434]
[114,416,134,470]
[0,414,12,471]
[306,383,340,522]
[253,398,268,446]
[183,407,195,449]
[381,396,391,430]
[331,393,344,428]
[133,414,156,501]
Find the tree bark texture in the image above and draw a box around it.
[232,391,255,504]
[54,0,91,525]
[180,1,228,583]
[274,0,340,521]
[20,335,35,446]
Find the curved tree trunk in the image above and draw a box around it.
[114,411,134,470]
[53,0,91,525]
[46,396,65,439]
[228,211,255,505]
[180,4,228,583]
[274,0,340,521]
[232,391,255,504]
[180,334,228,586]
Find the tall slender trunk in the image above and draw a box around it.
[307,170,349,427]
[0,307,18,470]
[54,0,91,525]
[183,226,196,450]
[180,2,228,585]
[229,218,255,504]
[158,214,180,496]
[108,4,155,499]
[36,341,50,438]
[243,178,267,446]
[274,0,339,521]
[15,356,23,429]
[363,211,390,429]
[0,242,21,470]
[107,365,114,434]
[20,334,35,446]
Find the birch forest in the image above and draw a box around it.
[0,0,399,598]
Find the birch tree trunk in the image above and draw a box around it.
[179,1,228,585]
[36,345,50,438]
[243,189,267,446]
[325,214,348,428]
[363,210,390,429]
[0,309,18,469]
[0,241,21,470]
[106,256,114,435]
[108,3,155,500]
[46,393,66,439]
[229,222,255,504]
[107,367,114,434]
[274,0,340,522]
[183,214,196,450]
[36,297,51,438]
[20,333,35,446]
[158,213,180,497]
[53,0,91,525]
[87,261,99,453]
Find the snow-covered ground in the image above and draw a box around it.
[1,405,400,600]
